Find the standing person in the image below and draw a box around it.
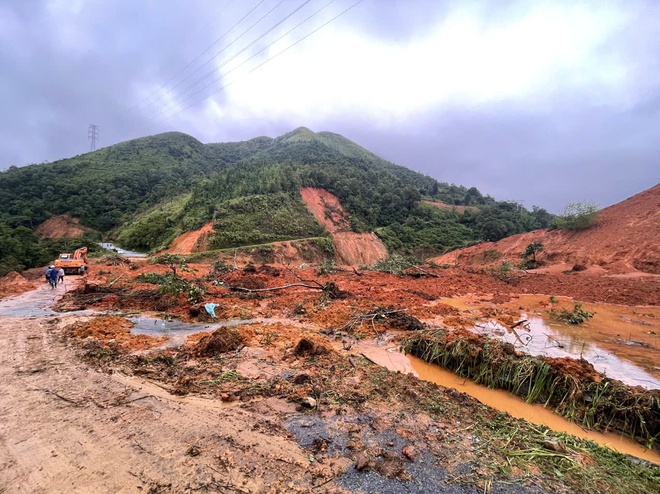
[48,265,59,289]
[45,266,52,283]
[58,267,65,285]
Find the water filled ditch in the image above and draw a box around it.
[408,355,660,464]
[128,314,659,464]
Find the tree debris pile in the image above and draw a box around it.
[404,328,660,448]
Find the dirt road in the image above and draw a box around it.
[0,290,342,493]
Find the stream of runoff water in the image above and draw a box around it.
[127,314,660,464]
[408,355,660,465]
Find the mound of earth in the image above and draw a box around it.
[433,183,660,275]
[167,222,214,254]
[0,271,36,298]
[34,214,92,239]
[301,187,388,267]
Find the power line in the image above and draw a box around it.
[130,0,267,114]
[160,0,363,122]
[145,0,313,120]
[141,0,291,118]
[154,0,337,121]
[88,124,99,151]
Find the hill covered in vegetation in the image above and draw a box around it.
[0,127,552,274]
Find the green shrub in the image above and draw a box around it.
[491,260,524,284]
[549,303,595,325]
[519,242,544,269]
[137,271,206,304]
[369,254,419,275]
[553,202,599,230]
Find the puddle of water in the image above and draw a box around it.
[472,317,660,389]
[129,317,253,347]
[408,355,660,465]
[433,294,660,388]
[0,283,93,318]
[129,316,308,347]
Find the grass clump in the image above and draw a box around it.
[553,201,600,230]
[403,328,660,447]
[549,303,595,325]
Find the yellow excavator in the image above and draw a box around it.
[54,246,88,275]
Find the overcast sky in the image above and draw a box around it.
[1,0,659,212]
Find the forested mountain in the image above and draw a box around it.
[0,127,552,274]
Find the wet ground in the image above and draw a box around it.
[125,313,660,464]
[3,260,659,493]
[472,317,660,389]
[0,279,90,318]
[408,355,660,464]
[99,242,148,257]
[439,295,660,387]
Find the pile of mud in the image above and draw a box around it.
[34,214,92,239]
[0,271,36,298]
[300,187,388,267]
[434,183,660,274]
[67,316,167,351]
[404,328,660,448]
[192,327,245,357]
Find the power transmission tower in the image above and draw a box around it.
[88,124,99,151]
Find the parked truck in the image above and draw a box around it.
[54,246,88,275]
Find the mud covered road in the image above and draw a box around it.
[0,312,341,493]
[1,268,659,493]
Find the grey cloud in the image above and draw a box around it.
[1,0,659,215]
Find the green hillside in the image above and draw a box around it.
[0,127,552,274]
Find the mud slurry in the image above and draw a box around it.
[49,259,660,492]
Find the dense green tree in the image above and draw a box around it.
[0,127,551,268]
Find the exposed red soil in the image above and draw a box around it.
[11,247,658,490]
[34,214,92,239]
[68,315,167,351]
[423,200,479,214]
[300,187,388,267]
[333,232,389,266]
[300,187,351,233]
[433,183,660,275]
[0,271,40,298]
[167,222,214,254]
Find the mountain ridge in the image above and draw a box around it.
[0,127,552,274]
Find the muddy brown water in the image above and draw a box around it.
[438,295,660,389]
[472,317,660,389]
[130,314,660,464]
[408,355,660,465]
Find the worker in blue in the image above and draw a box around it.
[48,265,59,289]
